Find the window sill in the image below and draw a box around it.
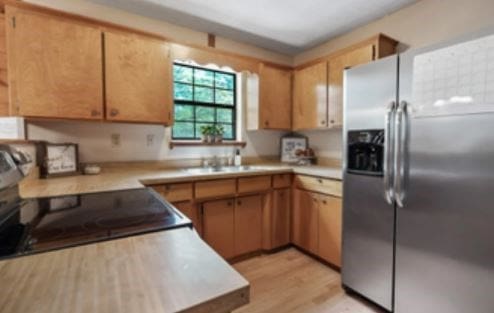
[169,140,247,149]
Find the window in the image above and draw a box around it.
[172,63,237,140]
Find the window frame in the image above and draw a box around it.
[172,63,237,141]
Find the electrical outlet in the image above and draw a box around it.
[111,133,121,147]
[146,134,155,147]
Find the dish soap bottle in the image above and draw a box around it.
[234,149,242,166]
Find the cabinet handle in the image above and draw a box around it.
[264,121,269,127]
[330,120,335,124]
[227,201,233,206]
[91,110,100,117]
[322,200,327,205]
[237,200,242,206]
[110,109,119,117]
[317,179,323,184]
[321,120,326,125]
[165,185,171,191]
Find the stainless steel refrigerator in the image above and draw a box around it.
[342,28,494,313]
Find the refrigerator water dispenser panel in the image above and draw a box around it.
[347,130,384,176]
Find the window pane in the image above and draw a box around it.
[196,106,215,122]
[196,123,214,138]
[174,104,194,121]
[194,86,213,103]
[215,89,234,105]
[217,108,233,123]
[194,69,214,86]
[173,65,193,83]
[215,73,234,89]
[173,122,195,138]
[219,124,234,139]
[174,83,193,101]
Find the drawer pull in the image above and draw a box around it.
[317,179,323,184]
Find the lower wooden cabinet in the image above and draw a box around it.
[318,195,342,266]
[265,188,291,249]
[202,199,235,259]
[292,188,342,266]
[173,201,202,236]
[234,195,263,255]
[292,189,319,254]
[202,195,263,259]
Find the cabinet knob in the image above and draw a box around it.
[330,120,335,124]
[317,179,323,184]
[322,200,327,205]
[110,109,119,117]
[91,110,100,117]
[227,201,233,206]
[237,200,242,206]
[264,121,269,127]
[321,120,326,125]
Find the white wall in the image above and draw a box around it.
[295,0,494,160]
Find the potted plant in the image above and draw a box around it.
[200,125,213,143]
[213,125,225,143]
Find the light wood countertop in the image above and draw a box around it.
[20,164,342,199]
[0,228,249,313]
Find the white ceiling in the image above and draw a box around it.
[88,0,417,55]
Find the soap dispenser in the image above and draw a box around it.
[234,149,242,166]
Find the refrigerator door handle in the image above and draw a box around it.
[383,101,396,205]
[394,100,409,208]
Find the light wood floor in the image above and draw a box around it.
[233,248,384,313]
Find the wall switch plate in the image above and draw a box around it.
[111,133,121,147]
[146,134,155,147]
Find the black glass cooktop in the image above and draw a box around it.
[0,188,192,259]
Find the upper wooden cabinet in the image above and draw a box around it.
[5,8,104,120]
[104,32,173,125]
[295,34,397,130]
[292,61,328,130]
[328,44,375,127]
[254,63,292,130]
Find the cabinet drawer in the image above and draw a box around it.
[195,179,236,199]
[238,175,271,194]
[155,183,193,202]
[272,173,291,188]
[294,175,342,197]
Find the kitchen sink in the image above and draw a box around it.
[183,165,259,174]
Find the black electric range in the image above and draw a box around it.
[0,187,192,259]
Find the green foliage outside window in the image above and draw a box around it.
[172,64,236,140]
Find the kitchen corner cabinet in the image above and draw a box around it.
[104,32,173,125]
[292,61,328,130]
[253,63,292,130]
[5,7,104,119]
[270,188,291,248]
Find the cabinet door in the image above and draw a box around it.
[258,63,292,130]
[328,55,345,128]
[318,195,342,267]
[203,199,235,259]
[271,188,291,248]
[173,201,202,236]
[292,189,318,254]
[328,44,375,128]
[293,61,328,130]
[235,195,262,256]
[6,8,103,119]
[105,32,173,125]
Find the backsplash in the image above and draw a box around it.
[26,121,286,163]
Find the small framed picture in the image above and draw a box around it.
[38,142,79,178]
[280,135,308,163]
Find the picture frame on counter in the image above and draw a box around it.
[280,134,308,163]
[38,142,80,178]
